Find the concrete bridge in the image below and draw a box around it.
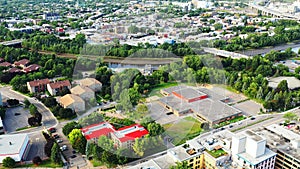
[202,47,250,59]
[248,1,298,20]
[0,39,23,47]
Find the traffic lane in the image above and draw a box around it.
[34,102,57,127]
[26,132,47,161]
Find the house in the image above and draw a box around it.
[81,122,115,142]
[8,67,21,74]
[111,124,149,148]
[23,64,41,73]
[0,134,30,163]
[78,78,102,91]
[47,80,71,96]
[0,62,12,67]
[70,85,95,101]
[14,59,30,68]
[27,79,50,93]
[59,94,85,112]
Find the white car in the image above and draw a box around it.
[57,139,63,143]
[60,145,68,151]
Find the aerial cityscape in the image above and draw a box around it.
[0,0,300,169]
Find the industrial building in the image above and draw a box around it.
[159,86,242,127]
[0,134,30,163]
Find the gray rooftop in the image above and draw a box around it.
[172,88,207,100]
[237,148,277,166]
[161,85,187,95]
[265,124,300,141]
[268,76,300,90]
[0,134,28,155]
[254,126,300,161]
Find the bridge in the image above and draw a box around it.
[248,0,298,20]
[0,39,23,47]
[202,47,250,59]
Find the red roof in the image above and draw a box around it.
[115,124,149,143]
[14,59,30,66]
[0,58,4,62]
[23,64,41,73]
[48,80,71,89]
[81,122,116,140]
[8,67,21,73]
[0,62,12,67]
[28,79,50,87]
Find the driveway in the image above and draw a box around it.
[3,106,31,133]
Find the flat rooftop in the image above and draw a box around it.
[172,88,207,100]
[253,127,300,161]
[237,148,277,166]
[0,134,28,155]
[268,76,300,90]
[243,130,264,142]
[125,154,177,169]
[161,85,187,95]
[265,124,300,141]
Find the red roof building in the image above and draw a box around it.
[111,124,149,148]
[27,79,50,93]
[47,80,71,96]
[8,67,21,74]
[14,59,30,68]
[0,62,12,67]
[81,122,115,141]
[23,64,41,73]
[81,122,149,149]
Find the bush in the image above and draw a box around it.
[7,99,19,106]
[2,157,16,168]
[32,156,42,165]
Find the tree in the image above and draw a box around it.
[170,161,189,169]
[147,122,165,136]
[32,156,42,165]
[63,121,81,136]
[283,112,298,123]
[44,139,54,157]
[24,99,30,108]
[276,80,288,92]
[51,143,61,164]
[0,107,6,119]
[132,138,146,157]
[29,104,38,115]
[7,99,19,106]
[68,129,87,154]
[136,104,148,114]
[2,157,16,168]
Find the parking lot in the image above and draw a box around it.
[26,132,47,161]
[233,100,263,116]
[3,106,31,133]
[147,102,180,125]
[206,86,247,104]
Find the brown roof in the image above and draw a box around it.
[60,94,84,107]
[8,67,21,73]
[14,59,30,66]
[23,64,41,73]
[79,78,102,86]
[0,62,12,67]
[0,58,4,62]
[28,79,50,87]
[48,80,71,89]
[70,85,94,95]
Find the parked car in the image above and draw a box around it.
[229,125,233,128]
[70,155,77,159]
[49,128,56,133]
[57,139,63,143]
[60,145,68,151]
[53,134,59,139]
[250,117,256,120]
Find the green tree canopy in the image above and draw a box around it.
[68,129,87,154]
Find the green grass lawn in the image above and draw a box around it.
[148,82,178,97]
[16,159,62,168]
[206,149,227,158]
[163,116,202,146]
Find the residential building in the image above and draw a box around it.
[27,79,50,93]
[23,64,41,73]
[111,124,149,148]
[81,122,115,142]
[0,62,12,67]
[59,94,85,112]
[257,124,300,169]
[14,59,30,68]
[0,134,30,163]
[232,130,277,169]
[78,78,102,91]
[70,85,94,101]
[43,13,61,21]
[159,86,242,127]
[47,80,71,96]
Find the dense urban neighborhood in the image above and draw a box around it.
[0,0,300,169]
